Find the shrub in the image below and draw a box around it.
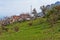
[13,26,19,32]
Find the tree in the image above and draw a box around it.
[46,6,59,27]
[32,8,38,19]
[40,5,47,16]
[54,5,60,20]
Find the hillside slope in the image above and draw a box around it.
[0,18,60,40]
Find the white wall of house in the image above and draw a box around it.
[26,18,31,20]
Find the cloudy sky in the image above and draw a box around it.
[0,0,60,18]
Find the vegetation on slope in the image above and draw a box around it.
[0,18,60,40]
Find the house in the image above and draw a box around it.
[37,12,44,17]
[20,13,31,21]
[10,15,23,23]
[0,13,32,26]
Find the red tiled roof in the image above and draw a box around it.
[12,15,20,19]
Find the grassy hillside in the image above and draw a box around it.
[0,18,60,40]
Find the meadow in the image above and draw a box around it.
[0,18,60,40]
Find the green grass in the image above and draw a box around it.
[0,18,60,40]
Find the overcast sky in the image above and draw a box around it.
[0,0,60,17]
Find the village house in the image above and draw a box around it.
[9,13,31,23]
[20,13,31,21]
[0,13,32,26]
[37,12,44,17]
[10,15,21,23]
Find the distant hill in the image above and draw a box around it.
[55,1,60,5]
[46,1,60,10]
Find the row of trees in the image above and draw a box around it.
[30,5,60,27]
[40,5,60,26]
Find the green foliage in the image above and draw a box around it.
[0,18,60,40]
[44,5,60,27]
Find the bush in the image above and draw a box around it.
[13,26,19,32]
